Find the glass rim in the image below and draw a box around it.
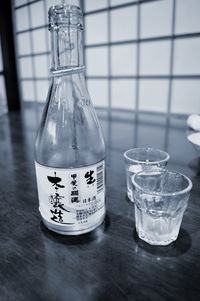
[123,147,170,165]
[132,168,193,197]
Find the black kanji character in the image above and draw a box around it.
[50,209,63,223]
[70,180,77,186]
[71,174,77,179]
[71,196,79,203]
[71,190,78,196]
[47,172,65,189]
[49,193,64,207]
[84,170,95,184]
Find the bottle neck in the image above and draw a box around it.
[50,26,84,71]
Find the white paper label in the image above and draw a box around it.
[35,160,105,227]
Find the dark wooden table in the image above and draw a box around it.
[0,107,200,301]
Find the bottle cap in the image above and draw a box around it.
[49,3,83,30]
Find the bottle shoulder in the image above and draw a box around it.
[35,85,105,167]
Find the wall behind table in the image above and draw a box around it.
[14,0,200,116]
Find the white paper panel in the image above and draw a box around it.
[17,33,32,55]
[85,0,108,12]
[111,6,137,41]
[19,57,33,78]
[21,80,35,101]
[86,47,108,76]
[139,80,168,112]
[111,79,136,109]
[87,79,108,107]
[85,13,108,44]
[15,0,27,6]
[111,44,137,75]
[34,55,49,77]
[30,1,45,27]
[171,80,200,114]
[32,28,47,53]
[16,7,29,31]
[140,41,171,75]
[174,38,200,74]
[0,76,7,114]
[140,0,173,38]
[36,80,49,102]
[176,0,200,34]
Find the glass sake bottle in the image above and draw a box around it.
[35,3,106,235]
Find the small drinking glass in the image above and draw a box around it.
[132,169,192,246]
[124,148,170,202]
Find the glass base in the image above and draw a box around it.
[136,228,178,246]
[135,205,182,246]
[42,214,105,236]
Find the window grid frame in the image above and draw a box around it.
[14,0,200,115]
[83,0,200,115]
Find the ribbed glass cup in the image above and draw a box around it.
[132,169,192,246]
[124,148,170,202]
